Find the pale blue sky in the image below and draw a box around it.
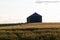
[0,0,60,23]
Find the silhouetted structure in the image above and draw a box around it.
[27,12,42,23]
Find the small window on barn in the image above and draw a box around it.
[27,12,42,23]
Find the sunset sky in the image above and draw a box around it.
[0,0,60,23]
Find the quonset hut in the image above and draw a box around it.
[27,12,42,23]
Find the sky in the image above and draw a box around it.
[0,0,60,23]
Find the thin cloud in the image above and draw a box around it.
[36,1,60,3]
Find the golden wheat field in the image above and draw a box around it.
[0,22,60,29]
[0,22,60,40]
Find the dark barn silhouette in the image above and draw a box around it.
[27,12,42,23]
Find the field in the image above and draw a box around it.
[0,23,60,40]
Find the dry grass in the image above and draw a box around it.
[0,22,60,29]
[0,28,60,40]
[0,23,60,40]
